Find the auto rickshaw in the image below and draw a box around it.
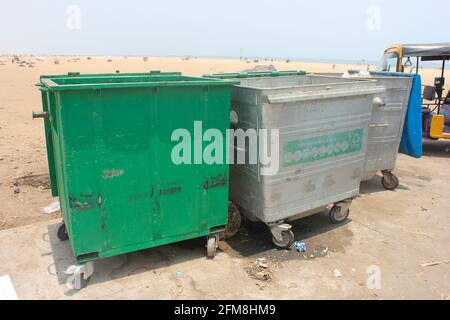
[382,43,450,139]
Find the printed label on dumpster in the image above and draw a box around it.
[283,128,364,167]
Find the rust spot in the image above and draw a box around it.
[208,173,228,189]
[160,186,182,196]
[69,196,95,211]
[150,186,154,198]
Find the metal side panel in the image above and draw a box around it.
[363,77,413,177]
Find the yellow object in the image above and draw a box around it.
[430,115,450,139]
[384,45,403,72]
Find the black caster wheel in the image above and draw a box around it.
[272,230,295,249]
[329,205,350,224]
[57,222,69,242]
[382,172,399,191]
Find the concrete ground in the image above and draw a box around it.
[0,141,449,300]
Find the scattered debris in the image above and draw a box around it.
[420,260,450,268]
[39,201,60,214]
[176,271,184,278]
[288,283,299,289]
[333,269,343,278]
[294,241,306,253]
[246,258,276,281]
[313,245,329,257]
[255,281,266,290]
[13,187,20,194]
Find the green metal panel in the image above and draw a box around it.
[38,73,236,263]
[38,87,59,197]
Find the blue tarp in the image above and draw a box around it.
[369,71,423,158]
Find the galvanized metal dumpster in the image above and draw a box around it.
[35,71,236,288]
[206,72,384,248]
[313,72,414,190]
[349,73,413,190]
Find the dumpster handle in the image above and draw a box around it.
[32,111,49,120]
[265,87,385,104]
[373,97,386,107]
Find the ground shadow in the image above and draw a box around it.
[223,210,353,262]
[359,175,410,195]
[422,139,450,158]
[47,222,213,296]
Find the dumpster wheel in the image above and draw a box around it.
[57,222,69,242]
[220,202,242,240]
[329,203,350,224]
[65,262,94,290]
[206,235,219,259]
[271,230,295,249]
[381,171,399,191]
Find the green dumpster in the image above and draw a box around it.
[35,71,237,289]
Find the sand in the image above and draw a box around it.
[0,55,448,230]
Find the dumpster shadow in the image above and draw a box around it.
[422,139,450,158]
[360,176,410,195]
[47,223,76,285]
[47,222,214,296]
[222,210,353,262]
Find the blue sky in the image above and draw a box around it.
[1,0,449,61]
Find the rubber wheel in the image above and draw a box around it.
[329,205,350,224]
[57,222,69,242]
[66,273,89,290]
[271,230,295,249]
[382,173,399,191]
[220,202,242,239]
[206,237,217,259]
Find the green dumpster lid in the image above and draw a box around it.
[39,71,239,91]
[203,70,308,79]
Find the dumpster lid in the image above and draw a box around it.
[39,71,239,91]
[204,70,307,79]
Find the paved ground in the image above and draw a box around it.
[0,141,449,300]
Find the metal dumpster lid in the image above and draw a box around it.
[203,70,307,79]
[39,71,239,91]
